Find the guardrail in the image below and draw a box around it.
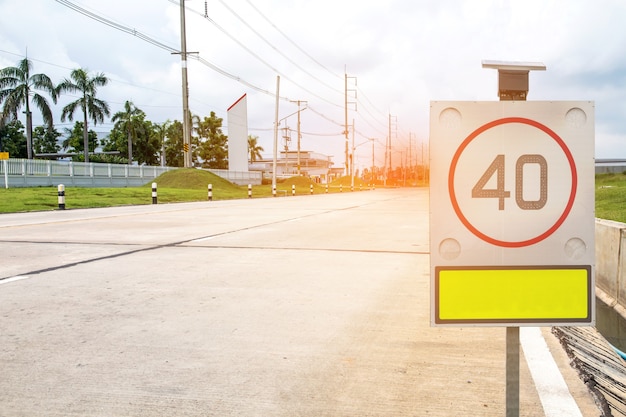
[0,159,262,188]
[596,218,626,315]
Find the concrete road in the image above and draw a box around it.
[0,189,599,416]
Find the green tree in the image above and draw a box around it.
[111,100,144,165]
[164,120,184,167]
[133,119,159,166]
[32,125,61,156]
[104,110,159,166]
[197,111,228,169]
[56,68,110,163]
[0,119,26,157]
[62,121,98,160]
[101,128,127,163]
[0,57,57,159]
[248,135,264,162]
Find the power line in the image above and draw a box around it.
[51,0,392,144]
[55,0,342,111]
[175,0,342,108]
[54,0,286,101]
[215,0,343,97]
[244,0,342,81]
[237,1,390,135]
[55,0,177,53]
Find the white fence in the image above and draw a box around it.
[0,159,262,188]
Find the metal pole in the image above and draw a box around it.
[297,101,301,175]
[180,0,191,168]
[350,119,355,191]
[344,72,349,177]
[506,327,520,417]
[272,76,280,195]
[501,77,520,417]
[421,142,424,186]
[371,138,375,189]
[409,133,412,184]
[387,113,393,184]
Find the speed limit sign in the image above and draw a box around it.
[430,101,595,326]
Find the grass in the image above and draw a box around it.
[0,169,374,213]
[595,172,626,223]
[5,170,624,220]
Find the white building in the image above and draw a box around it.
[249,150,343,183]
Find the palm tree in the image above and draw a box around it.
[0,57,57,159]
[248,135,264,162]
[152,120,170,167]
[56,68,110,162]
[111,100,144,165]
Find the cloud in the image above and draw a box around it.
[1,0,625,167]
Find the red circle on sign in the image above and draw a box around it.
[448,117,577,248]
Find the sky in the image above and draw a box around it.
[1,0,625,172]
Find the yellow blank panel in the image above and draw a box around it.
[436,267,591,323]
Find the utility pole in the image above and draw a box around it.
[178,0,192,168]
[350,119,355,190]
[409,132,413,183]
[370,138,375,187]
[344,73,348,177]
[387,114,398,182]
[290,100,307,175]
[272,76,280,194]
[344,69,357,177]
[388,114,392,180]
[383,135,387,187]
[421,141,424,185]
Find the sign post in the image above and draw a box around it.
[0,152,8,189]
[430,98,595,415]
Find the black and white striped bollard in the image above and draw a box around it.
[310,184,313,195]
[292,184,295,196]
[273,185,276,197]
[57,184,65,210]
[208,184,213,201]
[152,182,157,204]
[248,184,252,198]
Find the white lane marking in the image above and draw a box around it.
[520,327,583,417]
[0,276,30,285]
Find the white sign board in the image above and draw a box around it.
[227,94,249,172]
[430,101,595,326]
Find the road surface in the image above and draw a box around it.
[0,189,598,416]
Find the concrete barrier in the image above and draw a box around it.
[596,218,626,312]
